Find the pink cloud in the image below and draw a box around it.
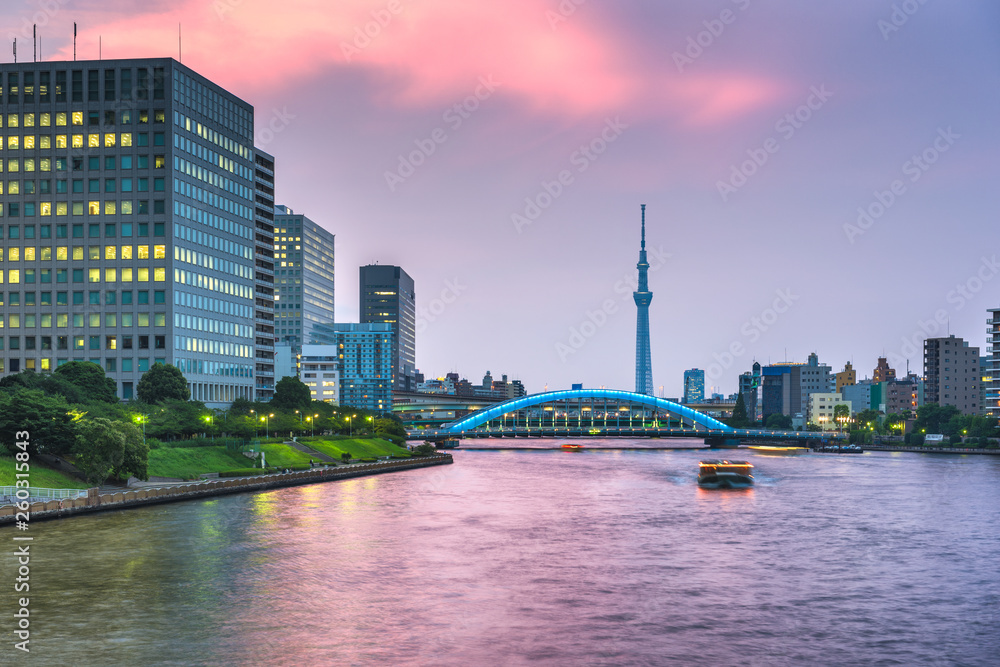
[50,0,787,127]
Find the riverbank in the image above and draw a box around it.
[857,444,1000,455]
[0,454,452,526]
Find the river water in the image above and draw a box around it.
[4,439,999,666]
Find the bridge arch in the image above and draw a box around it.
[440,389,735,434]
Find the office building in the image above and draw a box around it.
[807,393,851,430]
[252,149,276,400]
[885,375,921,415]
[359,264,415,392]
[299,345,341,404]
[987,308,1000,421]
[272,205,335,352]
[842,380,873,415]
[761,354,833,419]
[923,335,980,415]
[309,322,392,411]
[0,58,257,406]
[683,368,705,404]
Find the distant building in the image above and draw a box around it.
[808,393,851,430]
[360,265,416,392]
[836,362,856,393]
[274,343,296,383]
[761,353,833,420]
[885,375,921,415]
[986,307,999,421]
[924,335,981,415]
[273,205,336,353]
[842,381,873,415]
[309,323,393,412]
[738,361,761,422]
[873,357,896,383]
[683,369,705,404]
[982,355,991,418]
[252,149,277,401]
[299,345,341,404]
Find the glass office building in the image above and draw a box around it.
[359,264,415,392]
[0,58,257,405]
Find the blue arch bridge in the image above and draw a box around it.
[408,388,846,446]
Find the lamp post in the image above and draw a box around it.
[261,413,274,439]
[348,414,357,436]
[314,414,319,436]
[203,414,214,441]
[134,414,147,445]
[307,416,313,437]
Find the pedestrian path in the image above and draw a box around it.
[286,440,338,463]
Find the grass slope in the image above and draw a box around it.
[0,455,90,489]
[147,447,252,479]
[259,443,315,468]
[303,437,410,460]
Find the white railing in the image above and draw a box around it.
[0,487,89,504]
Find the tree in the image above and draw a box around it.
[913,403,961,435]
[833,403,851,431]
[53,361,119,403]
[0,389,79,457]
[72,418,148,485]
[765,413,792,430]
[730,393,749,428]
[271,376,311,412]
[137,363,190,404]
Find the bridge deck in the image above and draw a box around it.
[409,427,846,442]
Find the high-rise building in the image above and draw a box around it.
[309,322,393,411]
[987,308,1000,421]
[252,149,276,401]
[272,205,335,352]
[683,368,705,404]
[761,354,832,419]
[923,335,980,415]
[359,264,415,392]
[633,205,653,395]
[0,58,258,406]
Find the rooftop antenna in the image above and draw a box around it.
[73,23,77,61]
[12,38,16,63]
[33,24,36,62]
[178,23,182,62]
[99,35,102,60]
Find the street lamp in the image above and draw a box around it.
[260,413,274,439]
[203,414,214,441]
[134,414,147,444]
[348,414,357,436]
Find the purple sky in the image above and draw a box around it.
[6,0,999,396]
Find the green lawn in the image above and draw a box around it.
[259,443,315,468]
[148,447,253,480]
[0,455,90,489]
[302,437,410,460]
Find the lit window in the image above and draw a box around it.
[88,134,99,148]
[105,268,116,283]
[105,245,116,260]
[121,268,133,282]
[138,268,149,282]
[121,133,132,147]
[105,201,116,215]
[56,135,67,148]
[138,245,149,259]
[88,201,99,215]
[88,269,100,283]
[154,268,165,282]
[56,112,67,126]
[72,135,83,148]
[121,246,132,260]
[104,133,116,148]
[153,245,165,259]
[72,112,83,125]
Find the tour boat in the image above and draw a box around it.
[747,445,810,455]
[431,438,460,449]
[561,443,585,451]
[698,460,754,488]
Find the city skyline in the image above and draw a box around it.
[3,1,997,396]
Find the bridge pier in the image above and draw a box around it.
[704,437,741,448]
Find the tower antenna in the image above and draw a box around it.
[33,24,36,62]
[73,23,77,61]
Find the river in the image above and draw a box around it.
[4,439,999,665]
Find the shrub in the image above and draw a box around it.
[219,468,269,477]
[910,433,925,446]
[949,434,963,445]
[359,457,378,463]
[146,438,165,450]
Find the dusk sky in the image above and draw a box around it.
[7,0,998,396]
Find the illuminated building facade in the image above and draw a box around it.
[988,308,1000,421]
[0,58,257,405]
[272,204,335,354]
[359,264,415,392]
[252,149,276,400]
[924,335,981,416]
[682,368,704,404]
[309,323,392,411]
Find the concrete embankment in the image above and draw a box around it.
[859,445,1000,455]
[0,454,453,526]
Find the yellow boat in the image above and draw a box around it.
[748,445,809,455]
